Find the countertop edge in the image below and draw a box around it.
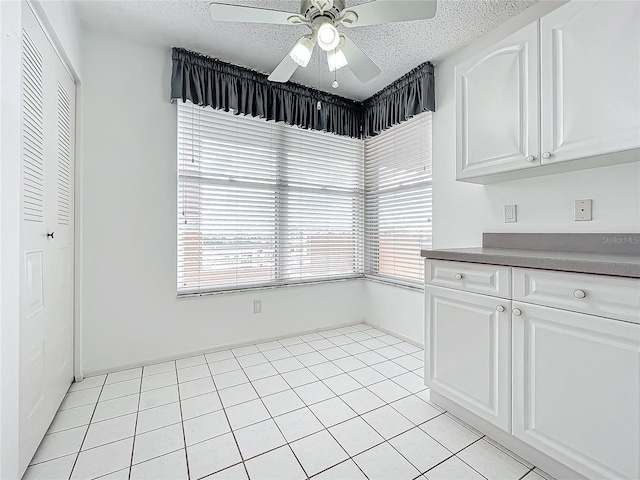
[420,250,640,279]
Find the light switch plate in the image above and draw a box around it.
[574,199,592,221]
[504,205,517,223]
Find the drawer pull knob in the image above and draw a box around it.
[525,155,535,162]
[496,305,505,312]
[455,273,463,280]
[542,151,552,159]
[573,289,587,299]
[513,308,522,316]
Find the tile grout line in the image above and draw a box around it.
[203,350,250,480]
[518,467,537,480]
[221,328,432,479]
[224,343,312,478]
[449,436,494,480]
[66,375,108,479]
[249,327,453,478]
[127,365,146,480]
[229,338,348,479]
[173,360,193,480]
[230,336,360,479]
[188,329,422,438]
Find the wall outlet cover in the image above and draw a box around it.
[504,205,517,223]
[574,199,593,221]
[253,300,262,314]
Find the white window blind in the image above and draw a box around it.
[364,112,432,287]
[177,101,364,294]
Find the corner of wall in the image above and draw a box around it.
[363,280,424,346]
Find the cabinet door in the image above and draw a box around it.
[456,22,539,180]
[540,1,640,164]
[513,302,640,480]
[425,285,511,431]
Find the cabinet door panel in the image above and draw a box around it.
[540,1,640,163]
[425,286,511,431]
[456,22,539,179]
[513,302,640,479]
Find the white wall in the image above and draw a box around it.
[364,282,424,345]
[79,30,366,375]
[431,0,640,249]
[0,4,23,478]
[31,0,82,79]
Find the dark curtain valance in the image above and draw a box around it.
[171,48,363,138]
[170,47,435,139]
[362,62,435,138]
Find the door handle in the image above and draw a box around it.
[47,232,54,239]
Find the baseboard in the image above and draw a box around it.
[81,319,366,378]
[430,391,587,480]
[363,321,424,349]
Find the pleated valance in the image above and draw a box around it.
[170,47,434,139]
[170,48,363,138]
[362,62,435,138]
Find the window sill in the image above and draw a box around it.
[177,275,364,298]
[363,275,424,292]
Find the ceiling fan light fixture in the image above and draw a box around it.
[316,21,340,51]
[290,35,316,67]
[327,47,347,71]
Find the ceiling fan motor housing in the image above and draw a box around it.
[300,0,345,22]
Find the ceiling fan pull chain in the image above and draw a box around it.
[316,48,322,110]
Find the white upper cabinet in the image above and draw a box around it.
[455,0,640,183]
[456,22,539,180]
[540,0,640,165]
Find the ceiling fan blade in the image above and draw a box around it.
[342,0,437,27]
[340,34,381,83]
[268,51,300,83]
[210,3,296,25]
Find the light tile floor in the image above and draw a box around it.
[24,324,555,480]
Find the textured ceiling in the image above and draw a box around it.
[75,0,537,101]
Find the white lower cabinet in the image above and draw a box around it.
[425,260,640,479]
[425,285,511,431]
[512,302,640,480]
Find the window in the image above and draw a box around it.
[177,102,364,294]
[364,112,432,287]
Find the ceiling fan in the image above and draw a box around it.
[209,0,437,84]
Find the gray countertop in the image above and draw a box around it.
[420,233,640,278]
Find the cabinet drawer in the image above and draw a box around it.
[425,260,511,298]
[513,268,640,323]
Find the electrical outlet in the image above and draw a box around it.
[504,205,517,223]
[253,300,262,314]
[574,199,592,221]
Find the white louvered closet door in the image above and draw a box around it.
[19,4,75,474]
